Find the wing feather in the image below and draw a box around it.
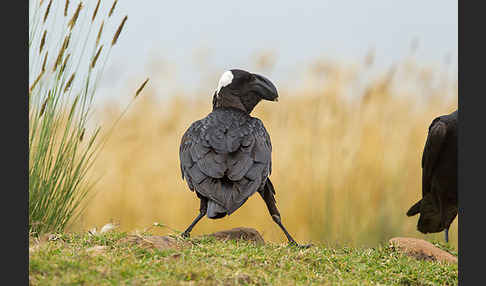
[179,109,273,214]
[421,118,447,196]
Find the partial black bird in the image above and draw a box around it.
[406,110,457,243]
[179,69,310,248]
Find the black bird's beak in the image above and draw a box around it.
[251,73,279,102]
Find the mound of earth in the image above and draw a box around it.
[119,227,265,250]
[389,237,457,264]
[207,227,265,245]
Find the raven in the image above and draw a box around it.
[406,110,457,243]
[179,69,310,248]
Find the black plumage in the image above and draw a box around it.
[406,110,457,242]
[179,69,309,247]
[180,108,271,218]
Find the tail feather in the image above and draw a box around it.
[206,180,250,219]
[406,200,421,216]
[207,199,227,219]
[408,193,445,234]
[201,176,265,219]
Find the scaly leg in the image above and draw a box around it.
[259,180,312,249]
[181,197,208,238]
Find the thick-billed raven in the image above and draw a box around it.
[407,110,457,242]
[179,69,310,248]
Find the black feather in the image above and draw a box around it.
[179,108,273,219]
[407,110,457,234]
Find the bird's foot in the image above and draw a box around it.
[180,231,190,239]
[288,241,313,249]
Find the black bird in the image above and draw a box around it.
[179,69,310,248]
[406,110,457,243]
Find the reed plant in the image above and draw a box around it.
[29,0,147,235]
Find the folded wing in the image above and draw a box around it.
[179,109,272,216]
[421,117,448,197]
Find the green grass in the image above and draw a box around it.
[29,231,457,285]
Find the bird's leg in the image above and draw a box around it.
[259,189,312,249]
[181,197,208,238]
[444,227,449,243]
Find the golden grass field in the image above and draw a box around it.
[72,58,457,248]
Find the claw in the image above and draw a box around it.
[288,241,313,249]
[181,232,190,239]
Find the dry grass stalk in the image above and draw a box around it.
[92,0,101,22]
[30,70,45,94]
[39,95,49,117]
[43,0,52,23]
[41,51,48,72]
[39,30,47,54]
[61,53,71,74]
[135,78,149,98]
[111,15,127,46]
[108,0,118,17]
[68,2,83,31]
[79,128,85,142]
[53,33,71,72]
[96,20,104,47]
[64,0,70,17]
[91,45,103,69]
[64,73,76,93]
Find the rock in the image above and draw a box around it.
[207,227,265,245]
[389,237,457,264]
[100,223,119,234]
[88,223,119,236]
[119,235,190,250]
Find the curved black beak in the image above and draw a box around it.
[251,73,279,102]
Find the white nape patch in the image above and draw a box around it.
[216,70,234,96]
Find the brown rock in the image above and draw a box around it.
[389,237,457,264]
[206,227,265,245]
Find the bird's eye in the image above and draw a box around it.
[248,74,255,81]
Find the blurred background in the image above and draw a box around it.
[66,0,457,248]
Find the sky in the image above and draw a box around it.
[72,0,459,101]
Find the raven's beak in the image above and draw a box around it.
[251,73,279,102]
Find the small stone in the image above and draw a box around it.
[100,223,118,234]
